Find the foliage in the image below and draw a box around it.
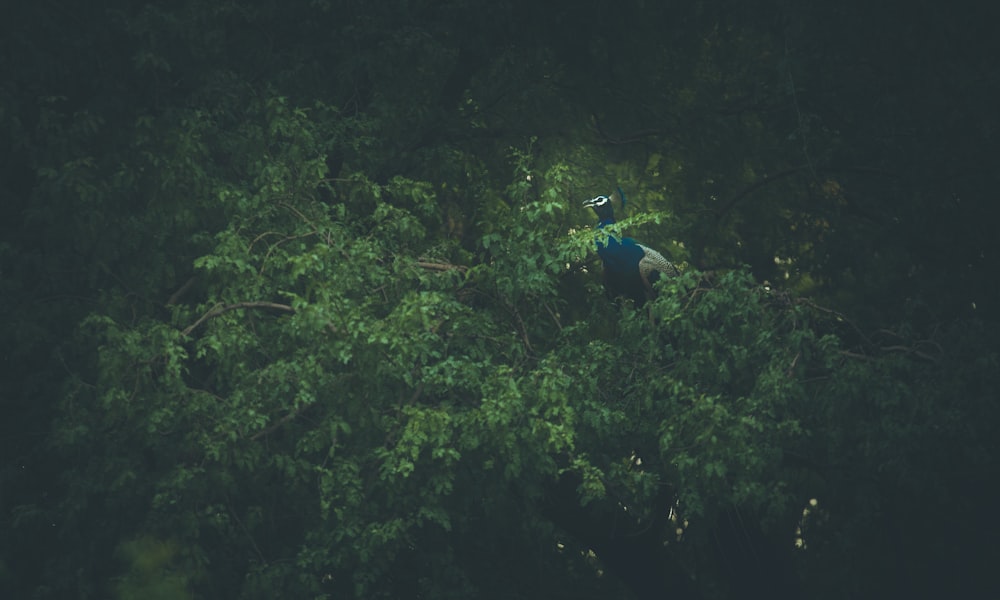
[2,1,998,599]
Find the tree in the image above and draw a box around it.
[2,1,998,598]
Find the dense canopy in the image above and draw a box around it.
[2,1,998,598]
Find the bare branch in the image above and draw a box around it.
[840,350,876,361]
[716,165,901,225]
[166,276,198,306]
[796,298,875,348]
[228,505,268,566]
[415,260,468,273]
[592,113,672,145]
[182,301,295,337]
[801,299,940,363]
[715,165,811,223]
[543,301,563,332]
[879,345,939,363]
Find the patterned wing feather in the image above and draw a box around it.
[637,244,678,299]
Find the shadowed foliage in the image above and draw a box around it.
[2,1,998,598]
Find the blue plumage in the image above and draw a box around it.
[583,187,678,306]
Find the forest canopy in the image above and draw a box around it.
[2,1,998,599]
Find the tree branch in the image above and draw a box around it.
[796,298,875,348]
[716,165,902,225]
[592,112,672,145]
[166,276,197,306]
[878,344,939,363]
[715,165,812,223]
[415,260,468,273]
[250,404,313,441]
[182,301,296,337]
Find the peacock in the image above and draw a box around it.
[583,187,678,306]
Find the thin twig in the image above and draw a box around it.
[228,505,268,566]
[796,298,875,348]
[248,230,285,254]
[786,352,801,378]
[715,165,810,223]
[278,200,317,230]
[504,301,533,354]
[250,404,313,441]
[716,164,901,225]
[592,112,672,145]
[260,230,319,275]
[543,301,563,332]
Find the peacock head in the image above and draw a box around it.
[583,187,625,223]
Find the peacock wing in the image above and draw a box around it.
[637,244,679,279]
